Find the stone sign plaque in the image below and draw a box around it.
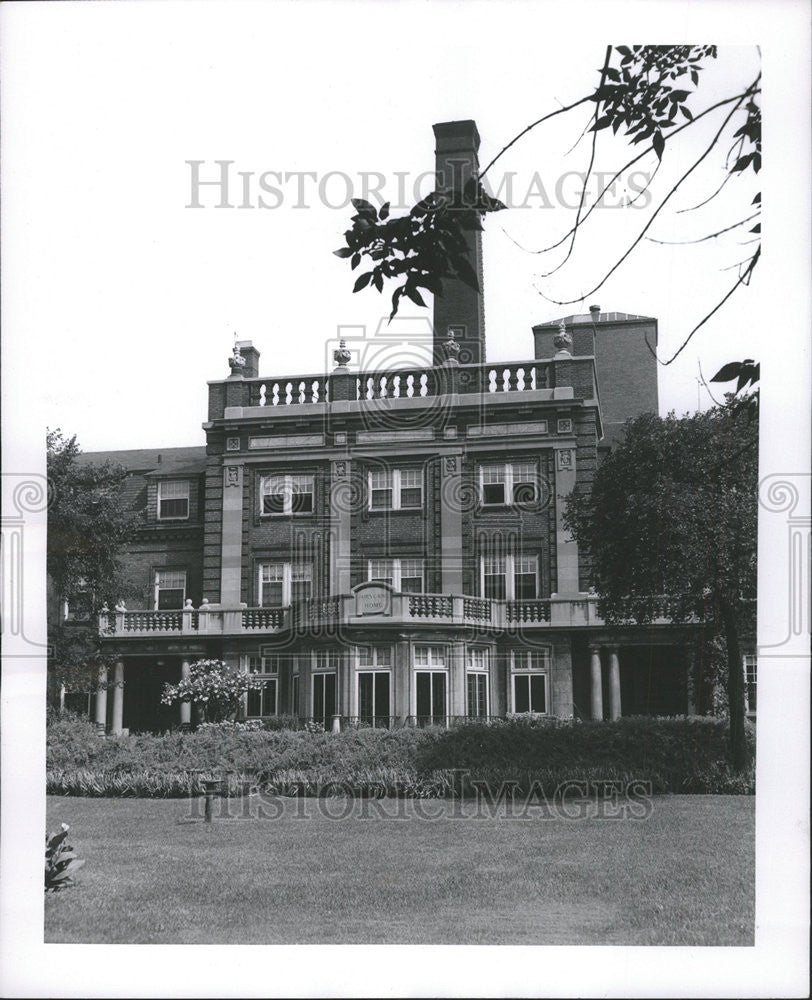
[354,584,391,617]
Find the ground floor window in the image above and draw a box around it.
[291,673,300,717]
[312,671,337,729]
[245,655,278,717]
[510,646,550,714]
[466,647,490,718]
[512,673,547,714]
[358,671,391,727]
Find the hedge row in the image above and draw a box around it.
[46,713,755,797]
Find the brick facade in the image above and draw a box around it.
[81,119,697,735]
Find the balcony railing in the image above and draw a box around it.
[99,593,688,638]
[243,360,554,410]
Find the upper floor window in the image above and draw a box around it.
[369,468,423,510]
[260,474,314,516]
[154,569,186,610]
[158,480,190,520]
[368,558,424,593]
[479,462,537,506]
[258,562,312,606]
[481,553,538,600]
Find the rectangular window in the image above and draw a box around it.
[369,470,393,510]
[357,646,392,668]
[744,654,757,713]
[291,674,300,717]
[154,569,186,610]
[260,474,314,516]
[368,559,424,593]
[358,672,391,727]
[415,671,447,726]
[158,480,190,520]
[514,554,539,600]
[245,655,278,717]
[466,673,489,718]
[479,462,538,506]
[312,672,337,730]
[368,468,424,511]
[258,562,312,606]
[480,553,538,600]
[466,648,489,718]
[510,647,550,714]
[482,554,506,600]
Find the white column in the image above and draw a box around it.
[607,647,621,721]
[94,666,108,734]
[180,659,192,727]
[110,661,125,734]
[589,646,603,721]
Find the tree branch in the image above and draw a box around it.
[533,84,756,307]
[659,246,760,365]
[645,211,760,245]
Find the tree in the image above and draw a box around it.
[160,659,264,724]
[47,430,138,697]
[563,402,757,770]
[334,45,761,379]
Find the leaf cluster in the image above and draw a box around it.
[45,823,85,892]
[333,183,505,320]
[590,45,718,160]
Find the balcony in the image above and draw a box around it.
[98,593,686,639]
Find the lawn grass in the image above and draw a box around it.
[45,794,754,946]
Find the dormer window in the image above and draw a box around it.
[158,480,190,520]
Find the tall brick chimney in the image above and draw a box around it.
[432,120,485,366]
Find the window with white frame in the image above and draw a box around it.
[466,648,490,718]
[260,474,314,515]
[368,558,424,593]
[743,654,757,713]
[368,468,424,510]
[510,647,551,714]
[414,646,448,725]
[357,645,392,727]
[245,654,278,717]
[479,461,538,506]
[158,480,190,520]
[357,646,393,668]
[154,569,186,610]
[258,562,312,606]
[480,553,538,600]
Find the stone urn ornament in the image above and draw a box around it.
[553,318,572,355]
[333,339,352,369]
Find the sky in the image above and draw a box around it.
[0,1,787,454]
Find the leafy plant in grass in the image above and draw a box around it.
[45,823,85,892]
[160,658,263,724]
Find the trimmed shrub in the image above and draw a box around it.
[46,714,754,797]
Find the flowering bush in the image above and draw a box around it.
[160,658,263,724]
[45,823,85,892]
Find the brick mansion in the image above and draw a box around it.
[75,120,717,734]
